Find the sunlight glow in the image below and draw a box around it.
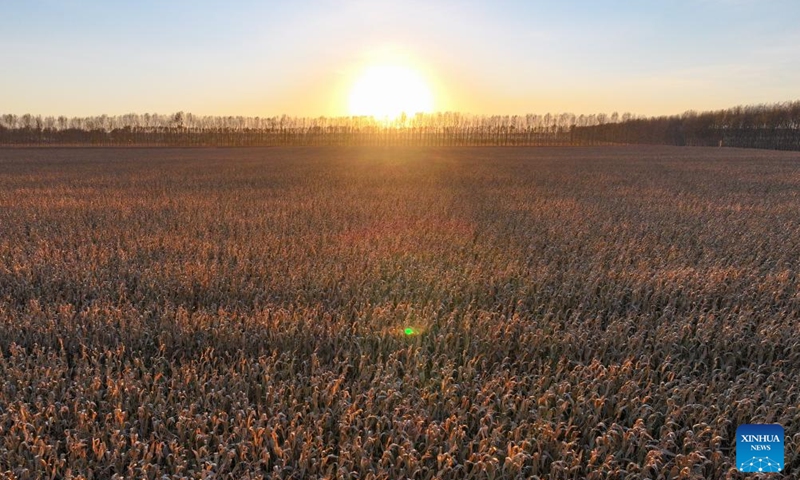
[348,65,434,120]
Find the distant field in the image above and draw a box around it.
[1,146,798,478]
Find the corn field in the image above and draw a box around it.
[0,146,798,479]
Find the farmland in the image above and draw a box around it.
[0,146,799,478]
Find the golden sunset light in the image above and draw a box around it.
[2,0,800,477]
[348,65,434,119]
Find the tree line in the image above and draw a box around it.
[1,101,799,149]
[0,111,612,147]
[572,101,800,150]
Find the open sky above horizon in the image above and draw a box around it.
[2,0,799,118]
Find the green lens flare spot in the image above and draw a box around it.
[404,327,416,336]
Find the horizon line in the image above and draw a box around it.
[3,99,800,123]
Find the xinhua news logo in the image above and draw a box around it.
[736,424,784,473]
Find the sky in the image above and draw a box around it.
[1,0,799,118]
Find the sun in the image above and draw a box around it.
[348,65,434,120]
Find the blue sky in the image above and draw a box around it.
[1,0,798,117]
